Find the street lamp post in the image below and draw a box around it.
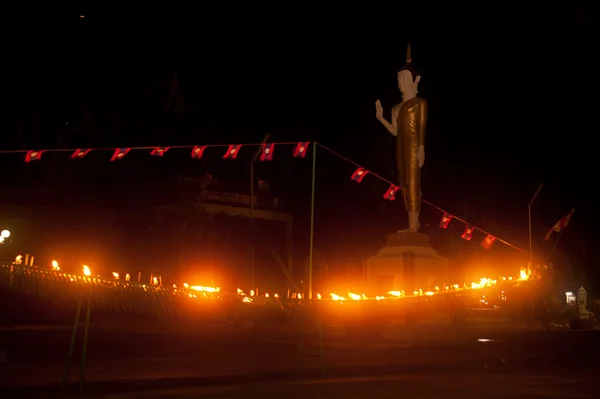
[528,184,543,268]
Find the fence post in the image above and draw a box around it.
[297,308,304,372]
[79,303,92,391]
[62,300,82,388]
[317,317,325,376]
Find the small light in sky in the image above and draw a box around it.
[80,15,85,19]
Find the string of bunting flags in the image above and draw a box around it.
[5,140,521,252]
[7,141,312,162]
[316,144,523,253]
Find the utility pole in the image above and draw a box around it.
[308,143,317,300]
[250,135,270,289]
[528,183,543,268]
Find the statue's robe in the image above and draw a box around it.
[395,97,428,212]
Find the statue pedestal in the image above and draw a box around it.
[366,232,449,295]
[571,286,594,330]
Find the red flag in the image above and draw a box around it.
[71,149,91,159]
[481,234,496,250]
[25,150,44,163]
[259,143,274,161]
[293,142,310,158]
[223,145,241,159]
[351,168,369,182]
[191,146,206,159]
[545,209,574,240]
[150,147,170,156]
[439,213,452,229]
[461,225,474,241]
[383,184,399,201]
[110,148,130,161]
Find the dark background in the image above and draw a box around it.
[0,4,598,292]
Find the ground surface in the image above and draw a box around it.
[83,371,600,399]
[0,323,598,398]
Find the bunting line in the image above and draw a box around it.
[4,142,310,163]
[316,143,524,253]
[0,142,303,155]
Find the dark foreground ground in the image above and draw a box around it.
[91,371,600,399]
[0,323,599,398]
[6,369,600,399]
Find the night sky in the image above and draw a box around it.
[2,5,599,290]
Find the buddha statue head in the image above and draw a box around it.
[397,43,421,98]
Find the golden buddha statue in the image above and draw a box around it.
[376,44,428,233]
